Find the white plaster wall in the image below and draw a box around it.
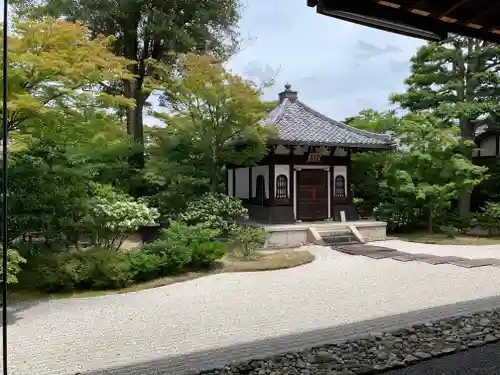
[252,165,269,198]
[275,145,289,155]
[318,146,331,155]
[294,146,306,155]
[235,167,249,198]
[274,165,290,198]
[227,169,233,196]
[480,136,497,156]
[333,165,347,196]
[334,148,347,157]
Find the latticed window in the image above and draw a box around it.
[334,175,346,197]
[255,174,266,201]
[276,174,288,199]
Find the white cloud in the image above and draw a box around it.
[227,0,426,121]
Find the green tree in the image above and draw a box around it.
[390,36,500,213]
[13,0,241,147]
[347,110,401,217]
[344,109,401,134]
[141,122,212,219]
[159,53,275,192]
[377,114,486,232]
[3,18,133,136]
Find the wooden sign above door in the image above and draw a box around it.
[306,152,322,163]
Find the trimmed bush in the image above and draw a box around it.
[143,220,227,271]
[126,251,163,282]
[28,248,136,292]
[190,241,227,269]
[143,240,193,274]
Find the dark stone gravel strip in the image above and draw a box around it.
[332,245,500,269]
[196,308,500,375]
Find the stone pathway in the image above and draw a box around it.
[333,244,500,268]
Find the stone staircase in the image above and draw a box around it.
[318,227,361,246]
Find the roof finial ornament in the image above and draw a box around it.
[284,83,291,91]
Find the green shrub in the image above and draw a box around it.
[178,193,248,237]
[143,239,193,274]
[190,241,227,269]
[82,249,136,290]
[229,226,269,259]
[143,220,226,271]
[83,185,159,250]
[437,213,478,235]
[439,225,459,238]
[478,202,500,236]
[0,249,27,284]
[374,202,421,232]
[126,251,163,282]
[33,251,91,292]
[29,248,136,292]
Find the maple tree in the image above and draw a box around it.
[2,17,134,137]
[152,53,275,192]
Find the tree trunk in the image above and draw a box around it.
[428,210,433,233]
[456,39,476,216]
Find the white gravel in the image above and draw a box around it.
[5,244,500,375]
[373,239,500,259]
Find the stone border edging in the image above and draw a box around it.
[84,295,500,375]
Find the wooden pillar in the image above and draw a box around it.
[268,146,276,205]
[232,168,236,197]
[347,149,353,203]
[329,147,336,220]
[289,146,296,220]
[248,166,253,200]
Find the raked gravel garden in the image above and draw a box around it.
[6,241,500,375]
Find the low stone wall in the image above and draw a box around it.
[197,309,500,375]
[357,223,387,242]
[267,229,309,247]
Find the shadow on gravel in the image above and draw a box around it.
[0,300,40,326]
[83,296,500,375]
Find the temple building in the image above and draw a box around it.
[226,84,395,224]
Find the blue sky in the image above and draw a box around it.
[146,0,426,126]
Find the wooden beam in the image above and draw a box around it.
[464,2,500,31]
[321,0,447,38]
[439,0,472,18]
[319,0,500,43]
[465,2,500,24]
[307,0,319,7]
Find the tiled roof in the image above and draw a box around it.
[262,98,395,149]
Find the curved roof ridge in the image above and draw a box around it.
[295,100,392,142]
[266,98,290,124]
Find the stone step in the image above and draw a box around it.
[318,229,352,237]
[322,234,360,245]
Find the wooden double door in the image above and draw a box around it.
[297,169,328,221]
